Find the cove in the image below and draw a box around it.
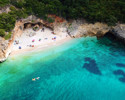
[0,36,125,100]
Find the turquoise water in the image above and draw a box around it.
[0,36,125,100]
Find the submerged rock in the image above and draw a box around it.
[113,70,125,76]
[83,57,102,75]
[116,63,125,68]
[119,77,125,83]
[113,69,125,83]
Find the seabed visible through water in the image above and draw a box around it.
[0,36,125,100]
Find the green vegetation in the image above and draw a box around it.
[0,0,125,38]
[47,17,55,23]
[33,26,39,31]
[0,8,27,30]
[12,0,125,25]
[0,29,5,37]
[0,5,28,37]
[4,32,12,40]
[0,0,9,7]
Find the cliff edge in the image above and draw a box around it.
[111,24,125,43]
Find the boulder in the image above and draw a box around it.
[67,21,110,38]
[111,24,125,43]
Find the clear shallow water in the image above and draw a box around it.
[0,36,125,100]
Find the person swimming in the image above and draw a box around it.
[36,77,40,80]
[32,77,40,81]
[32,78,36,81]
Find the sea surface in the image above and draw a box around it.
[0,36,125,100]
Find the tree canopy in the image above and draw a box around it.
[0,0,125,36]
[13,0,124,25]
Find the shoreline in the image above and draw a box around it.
[10,37,72,57]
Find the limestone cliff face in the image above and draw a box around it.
[67,20,110,38]
[0,5,11,14]
[0,21,24,62]
[0,37,8,62]
[53,20,110,38]
[111,24,125,43]
[53,21,68,36]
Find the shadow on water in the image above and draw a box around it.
[97,32,125,56]
[83,57,101,75]
[98,32,125,46]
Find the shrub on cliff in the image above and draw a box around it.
[0,13,16,32]
[0,29,5,37]
[10,6,16,11]
[0,9,28,32]
[4,32,12,40]
[47,17,55,23]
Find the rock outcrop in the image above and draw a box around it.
[0,5,11,14]
[111,24,125,43]
[67,20,110,38]
[0,37,9,62]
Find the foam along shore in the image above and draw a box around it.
[10,27,71,56]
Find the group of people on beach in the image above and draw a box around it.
[14,27,59,50]
[41,27,44,32]
[14,40,19,45]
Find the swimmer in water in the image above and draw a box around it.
[32,78,36,81]
[36,77,40,80]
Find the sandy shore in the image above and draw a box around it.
[10,27,71,56]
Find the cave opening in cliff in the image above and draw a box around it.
[104,32,117,40]
[23,22,43,29]
[103,31,124,45]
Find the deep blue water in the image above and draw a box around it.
[0,36,125,100]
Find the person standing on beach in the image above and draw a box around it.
[41,27,44,32]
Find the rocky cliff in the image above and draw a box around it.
[0,5,11,14]
[67,20,110,38]
[0,37,9,62]
[0,15,55,62]
[111,24,125,43]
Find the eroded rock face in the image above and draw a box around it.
[0,5,11,14]
[0,37,9,62]
[67,20,110,38]
[53,21,68,36]
[111,24,125,43]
